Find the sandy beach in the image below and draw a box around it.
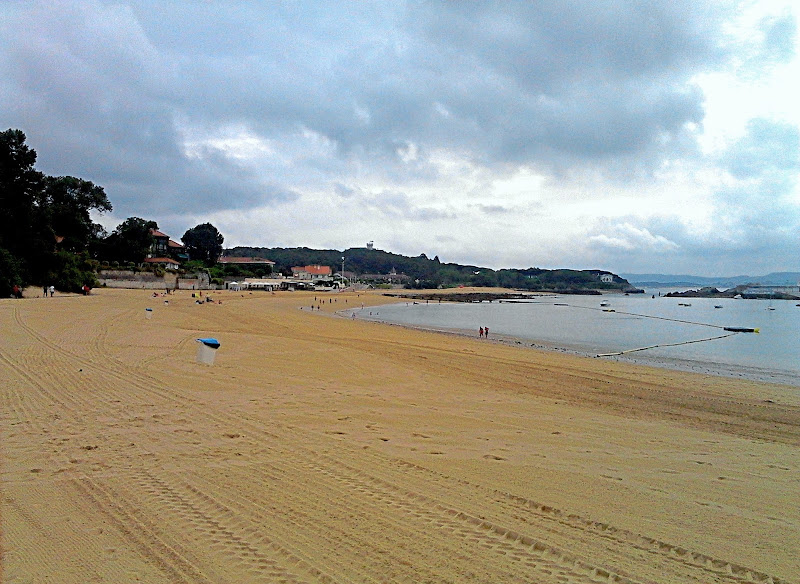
[2,287,799,583]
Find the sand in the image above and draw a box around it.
[2,287,799,583]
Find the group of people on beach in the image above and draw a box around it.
[478,326,490,339]
[10,284,92,299]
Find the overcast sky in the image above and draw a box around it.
[2,1,798,275]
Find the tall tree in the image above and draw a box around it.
[0,129,44,258]
[100,217,158,264]
[0,129,112,293]
[42,175,112,253]
[182,223,224,266]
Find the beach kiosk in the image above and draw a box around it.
[196,337,220,365]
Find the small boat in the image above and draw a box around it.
[678,302,692,307]
[724,327,760,333]
[714,305,723,309]
[600,301,610,307]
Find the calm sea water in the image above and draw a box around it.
[353,291,799,385]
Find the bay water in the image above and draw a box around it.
[353,291,799,386]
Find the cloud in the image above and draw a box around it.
[333,183,356,199]
[753,11,797,66]
[1,1,798,275]
[475,204,513,215]
[719,118,799,179]
[367,190,455,221]
[588,221,680,253]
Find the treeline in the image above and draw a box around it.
[0,129,223,296]
[1,129,112,296]
[226,246,634,291]
[1,127,632,296]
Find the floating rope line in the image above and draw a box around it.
[543,301,758,357]
[596,332,739,357]
[562,303,726,329]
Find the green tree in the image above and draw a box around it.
[46,251,99,293]
[42,176,112,253]
[182,223,224,266]
[100,217,158,264]
[0,129,44,260]
[0,129,112,292]
[0,247,23,297]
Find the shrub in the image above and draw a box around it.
[47,251,98,293]
[0,247,24,297]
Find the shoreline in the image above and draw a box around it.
[339,304,800,389]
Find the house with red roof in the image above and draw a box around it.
[168,238,187,261]
[148,229,186,266]
[291,264,333,281]
[149,229,170,258]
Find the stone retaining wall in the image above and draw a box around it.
[97,270,218,290]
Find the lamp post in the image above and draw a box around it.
[341,256,345,289]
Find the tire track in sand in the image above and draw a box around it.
[4,301,792,584]
[70,475,220,584]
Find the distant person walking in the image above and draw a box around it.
[49,285,54,297]
[484,326,489,339]
[479,327,484,338]
[43,285,47,297]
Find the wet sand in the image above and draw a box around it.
[2,287,799,583]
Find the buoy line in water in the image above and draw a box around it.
[549,302,758,357]
[562,303,727,330]
[596,332,740,357]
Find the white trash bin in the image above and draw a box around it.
[196,338,220,365]
[145,308,153,320]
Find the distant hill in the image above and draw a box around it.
[223,246,640,292]
[621,272,800,288]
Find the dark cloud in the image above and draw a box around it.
[475,204,513,215]
[720,118,799,179]
[367,190,455,221]
[758,12,796,64]
[589,117,800,274]
[333,183,356,199]
[1,1,796,275]
[407,2,722,166]
[712,118,799,265]
[2,1,729,205]
[588,213,799,275]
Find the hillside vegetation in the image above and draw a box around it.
[225,246,640,292]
